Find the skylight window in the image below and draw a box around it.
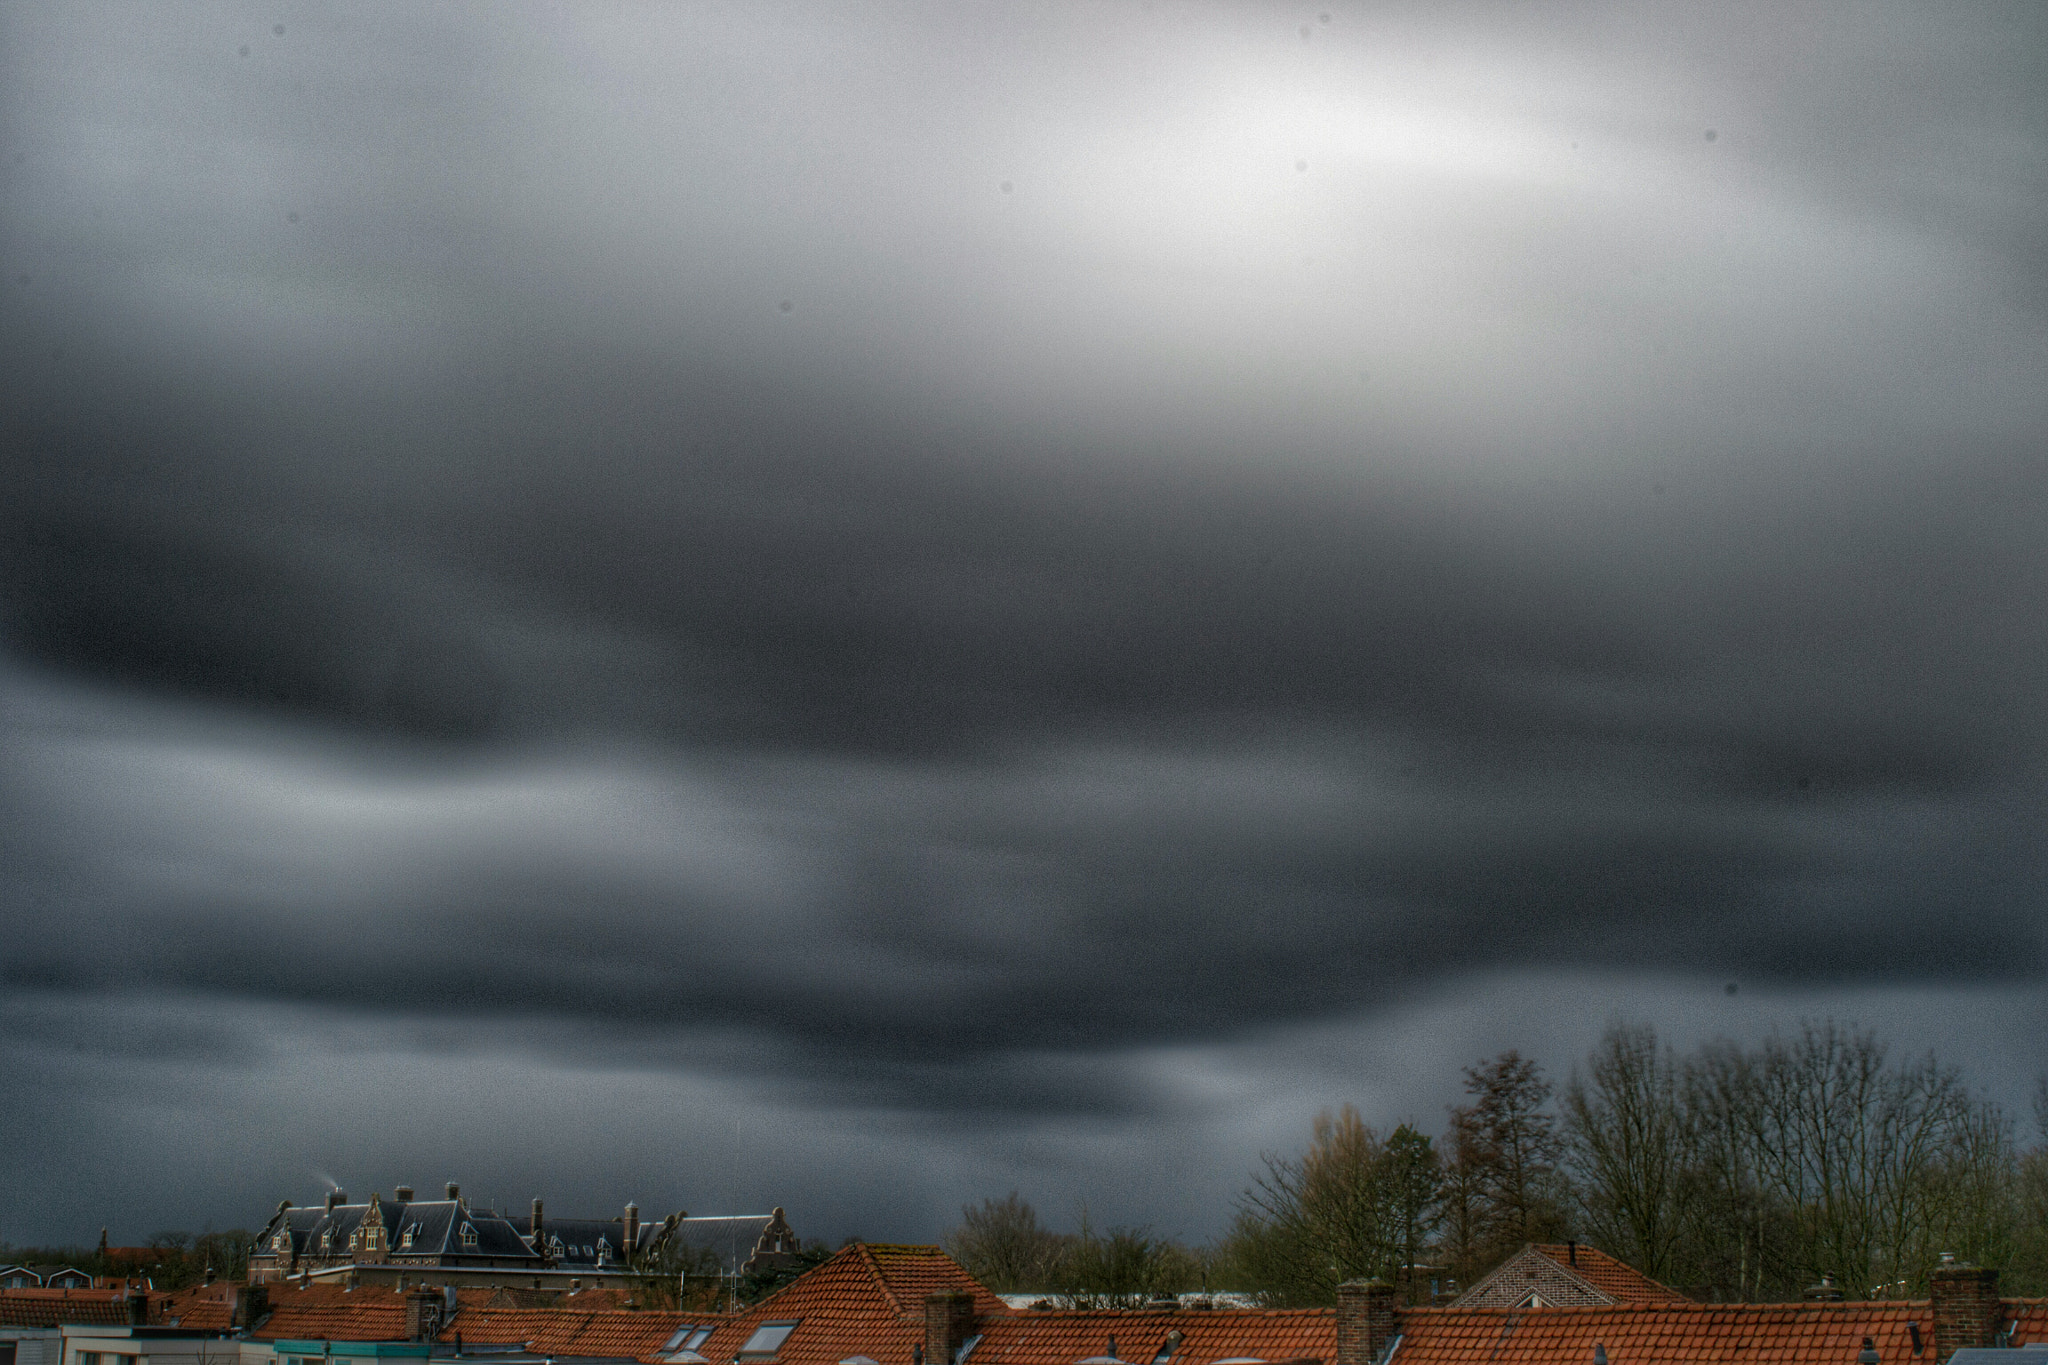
[687,1329,715,1350]
[739,1322,801,1357]
[662,1328,696,1353]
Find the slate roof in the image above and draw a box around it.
[971,1308,1335,1365]
[542,1219,640,1270]
[259,1198,541,1267]
[1453,1247,1688,1310]
[661,1218,781,1270]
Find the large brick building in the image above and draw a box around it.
[245,1184,801,1292]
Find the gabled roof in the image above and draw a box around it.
[260,1197,540,1265]
[1523,1248,1687,1306]
[0,1288,137,1327]
[675,1243,1005,1365]
[859,1245,1009,1320]
[970,1307,1335,1365]
[1392,1299,2048,1365]
[1453,1247,1688,1310]
[440,1308,691,1360]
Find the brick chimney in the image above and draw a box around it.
[531,1198,545,1240]
[235,1284,271,1331]
[925,1291,978,1365]
[396,1186,415,1203]
[1932,1260,2001,1362]
[1338,1280,1399,1365]
[625,1203,639,1256]
[127,1290,150,1326]
[327,1189,346,1211]
[405,1286,443,1341]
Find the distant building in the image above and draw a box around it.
[245,1184,802,1292]
[1448,1242,1691,1309]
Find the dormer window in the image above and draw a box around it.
[400,1226,416,1249]
[320,1231,332,1252]
[459,1223,478,1248]
[274,1232,289,1252]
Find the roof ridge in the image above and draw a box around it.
[855,1242,907,1316]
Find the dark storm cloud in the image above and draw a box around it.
[2,0,2047,1241]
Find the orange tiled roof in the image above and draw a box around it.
[248,1283,410,1341]
[1396,1300,1981,1365]
[441,1307,690,1359]
[0,1288,135,1327]
[153,1282,236,1331]
[1526,1248,1690,1306]
[861,1245,1011,1320]
[675,1243,1006,1365]
[972,1307,1335,1365]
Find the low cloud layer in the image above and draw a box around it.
[2,0,2045,1244]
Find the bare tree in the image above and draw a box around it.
[1231,1106,1444,1305]
[1564,1023,1694,1284]
[945,1192,1067,1293]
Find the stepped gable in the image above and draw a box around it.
[1454,1246,1689,1310]
[441,1307,691,1360]
[1396,1300,1963,1365]
[970,1306,1335,1365]
[675,1243,1000,1365]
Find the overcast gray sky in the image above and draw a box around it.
[3,0,2046,1248]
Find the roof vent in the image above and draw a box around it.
[1594,1348,1608,1365]
[1860,1338,1881,1365]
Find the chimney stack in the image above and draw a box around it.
[532,1198,545,1240]
[1932,1260,2001,1363]
[1338,1280,1399,1365]
[327,1189,346,1211]
[396,1186,414,1203]
[405,1286,442,1341]
[625,1203,640,1255]
[446,1183,461,1202]
[236,1284,270,1330]
[128,1290,150,1327]
[925,1292,978,1365]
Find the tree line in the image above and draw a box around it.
[0,1230,256,1291]
[946,1020,2048,1306]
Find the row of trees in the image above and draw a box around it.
[946,1020,2048,1306]
[0,1230,257,1291]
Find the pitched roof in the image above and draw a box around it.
[440,1308,690,1360]
[860,1245,1010,1320]
[1453,1248,1688,1310]
[246,1283,411,1341]
[676,1244,1005,1365]
[0,1289,135,1328]
[971,1307,1336,1365]
[1393,1300,2030,1365]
